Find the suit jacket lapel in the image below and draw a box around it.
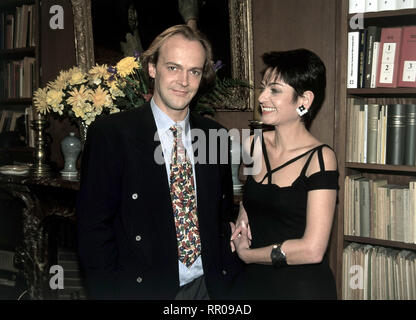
[189,113,210,222]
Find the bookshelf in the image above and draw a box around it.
[344,235,416,251]
[348,88,416,96]
[337,0,416,300]
[0,0,39,154]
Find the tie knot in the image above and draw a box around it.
[170,125,183,139]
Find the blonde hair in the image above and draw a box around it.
[142,24,215,91]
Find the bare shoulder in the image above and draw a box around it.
[306,144,338,176]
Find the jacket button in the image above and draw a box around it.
[135,235,141,241]
[132,193,138,200]
[136,276,143,283]
[222,194,226,199]
[222,270,227,275]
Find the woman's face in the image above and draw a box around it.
[258,68,300,126]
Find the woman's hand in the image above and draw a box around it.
[231,221,251,263]
[231,202,252,243]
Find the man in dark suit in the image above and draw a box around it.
[76,24,239,300]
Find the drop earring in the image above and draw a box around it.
[296,105,308,116]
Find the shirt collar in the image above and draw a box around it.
[150,98,190,138]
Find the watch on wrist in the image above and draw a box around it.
[270,243,288,268]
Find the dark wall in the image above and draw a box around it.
[91,0,231,76]
[40,0,76,86]
[252,0,337,145]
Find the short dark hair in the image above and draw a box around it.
[261,49,326,128]
[142,24,215,93]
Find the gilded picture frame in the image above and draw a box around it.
[71,0,95,72]
[71,0,254,111]
[228,0,254,111]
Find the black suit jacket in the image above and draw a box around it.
[76,103,240,299]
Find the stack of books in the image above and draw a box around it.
[343,242,416,300]
[346,102,416,166]
[344,175,416,243]
[0,4,37,50]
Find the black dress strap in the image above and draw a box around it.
[249,131,261,157]
[260,132,272,184]
[259,144,328,184]
[247,131,261,168]
[300,144,331,177]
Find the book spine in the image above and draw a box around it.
[5,14,14,50]
[360,180,371,238]
[367,104,380,164]
[386,104,406,165]
[348,32,360,89]
[363,104,368,162]
[370,41,380,88]
[404,104,416,166]
[398,26,416,88]
[364,27,378,88]
[377,27,402,88]
[359,29,367,88]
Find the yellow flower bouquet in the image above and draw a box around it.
[33,54,150,126]
[33,54,250,132]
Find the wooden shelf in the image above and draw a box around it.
[344,235,416,251]
[348,8,416,19]
[0,47,36,58]
[0,98,33,105]
[347,88,416,97]
[345,162,416,173]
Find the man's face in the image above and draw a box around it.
[149,34,206,121]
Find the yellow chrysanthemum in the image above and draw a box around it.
[116,57,139,77]
[50,70,71,91]
[51,104,64,115]
[46,89,64,109]
[72,105,85,119]
[67,85,93,109]
[72,102,94,121]
[91,86,113,109]
[89,64,110,83]
[33,87,50,114]
[68,67,87,86]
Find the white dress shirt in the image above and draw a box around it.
[150,99,204,286]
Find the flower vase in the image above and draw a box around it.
[77,119,89,148]
[60,132,81,180]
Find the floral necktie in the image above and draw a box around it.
[169,125,201,268]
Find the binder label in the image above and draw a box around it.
[379,42,396,83]
[402,61,416,82]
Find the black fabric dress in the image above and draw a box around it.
[233,136,339,300]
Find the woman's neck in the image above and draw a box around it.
[271,122,313,152]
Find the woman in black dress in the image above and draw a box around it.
[230,49,338,299]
